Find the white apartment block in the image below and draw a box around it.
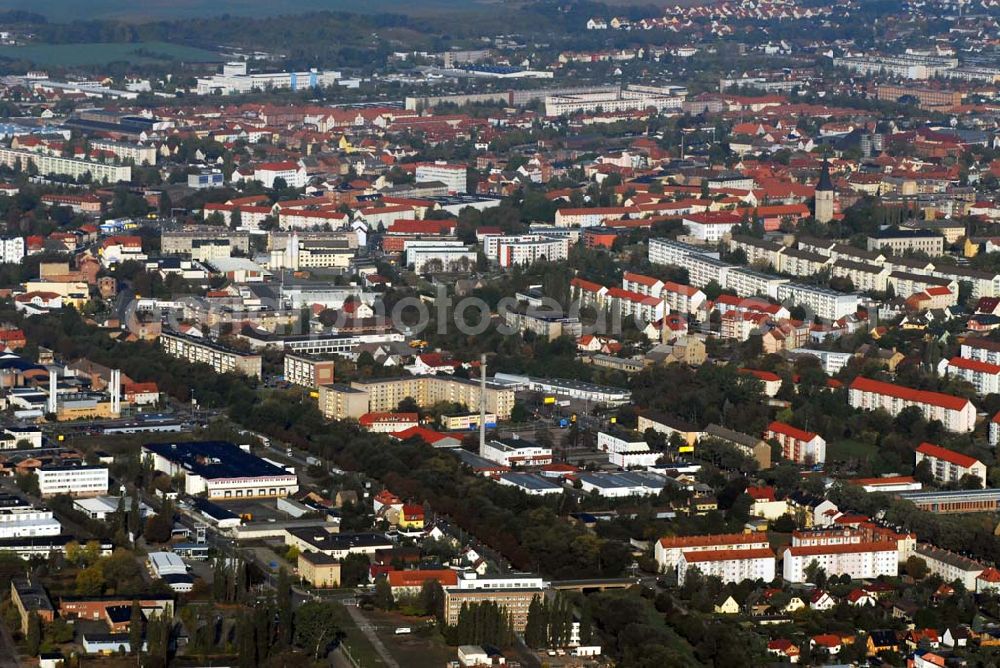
[775,283,859,321]
[622,272,664,297]
[848,377,976,433]
[648,238,705,267]
[682,254,731,290]
[867,231,944,256]
[726,267,789,300]
[278,210,349,230]
[830,259,890,293]
[678,548,776,585]
[160,332,263,379]
[255,162,306,189]
[915,442,986,488]
[555,207,633,228]
[782,542,899,583]
[545,84,685,116]
[912,545,984,590]
[284,353,335,389]
[727,236,783,267]
[607,288,665,324]
[0,237,24,264]
[90,140,157,166]
[406,244,478,273]
[777,248,831,277]
[196,62,341,95]
[662,280,706,314]
[488,234,570,267]
[888,271,956,300]
[0,147,131,182]
[655,533,771,573]
[415,162,468,193]
[832,54,959,80]
[682,212,743,243]
[939,356,1000,395]
[960,338,1000,366]
[37,465,109,497]
[789,348,852,375]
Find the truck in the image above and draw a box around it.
[306,456,321,467]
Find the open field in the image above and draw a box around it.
[0,0,483,21]
[827,438,877,462]
[0,41,223,66]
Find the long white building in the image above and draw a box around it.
[414,162,468,193]
[938,356,1000,395]
[655,533,771,573]
[678,548,775,585]
[848,377,977,433]
[196,62,341,95]
[36,465,109,497]
[0,147,131,182]
[782,542,899,583]
[545,84,686,116]
[776,283,858,321]
[485,234,570,267]
[142,440,299,499]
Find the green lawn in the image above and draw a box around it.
[827,438,877,462]
[330,604,389,668]
[0,42,222,67]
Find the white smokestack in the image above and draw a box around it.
[479,354,487,457]
[111,369,121,416]
[48,370,57,414]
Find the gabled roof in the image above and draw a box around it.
[916,442,981,469]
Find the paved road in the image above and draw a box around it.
[0,618,20,668]
[342,603,399,668]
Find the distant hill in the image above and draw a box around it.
[0,0,481,21]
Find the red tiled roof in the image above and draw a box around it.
[916,442,980,469]
[659,533,765,549]
[765,420,818,443]
[947,356,1000,375]
[848,376,971,412]
[386,569,458,588]
[622,271,661,287]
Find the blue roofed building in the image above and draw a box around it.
[142,441,299,500]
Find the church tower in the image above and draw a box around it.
[814,159,834,224]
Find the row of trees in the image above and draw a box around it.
[524,594,587,649]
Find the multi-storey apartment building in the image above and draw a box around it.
[848,377,976,432]
[0,147,131,182]
[655,533,771,572]
[915,442,986,488]
[775,283,859,321]
[37,466,109,497]
[160,332,263,379]
[678,548,775,585]
[782,542,899,582]
[284,353,335,389]
[764,421,826,465]
[938,356,1000,395]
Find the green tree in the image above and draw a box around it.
[25,611,41,655]
[373,575,394,610]
[128,599,142,655]
[524,595,548,649]
[276,567,293,645]
[293,601,341,659]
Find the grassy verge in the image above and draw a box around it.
[331,603,389,667]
